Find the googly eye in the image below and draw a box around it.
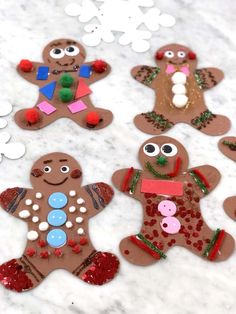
[161,143,178,157]
[60,166,70,173]
[49,48,65,59]
[64,45,80,56]
[143,143,160,157]
[43,166,52,173]
[178,51,186,58]
[164,51,174,58]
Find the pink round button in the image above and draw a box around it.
[160,217,181,234]
[158,200,177,217]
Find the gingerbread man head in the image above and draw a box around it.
[30,153,82,189]
[139,136,189,178]
[155,44,197,71]
[42,39,86,70]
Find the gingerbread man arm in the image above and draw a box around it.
[112,168,143,201]
[195,67,224,90]
[82,182,114,218]
[85,61,111,85]
[187,165,221,198]
[0,187,34,219]
[131,65,160,90]
[17,61,45,85]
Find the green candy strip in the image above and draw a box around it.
[129,171,141,194]
[203,229,221,257]
[137,233,167,259]
[189,171,209,195]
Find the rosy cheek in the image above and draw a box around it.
[70,169,82,179]
[188,51,197,60]
[31,169,43,177]
[155,51,164,60]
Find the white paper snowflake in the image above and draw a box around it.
[65,0,176,52]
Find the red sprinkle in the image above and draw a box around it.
[68,239,77,247]
[79,237,88,246]
[40,251,49,259]
[54,249,63,257]
[19,59,33,72]
[92,60,107,73]
[72,245,81,254]
[26,248,36,257]
[124,250,130,255]
[38,240,47,248]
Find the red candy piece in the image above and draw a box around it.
[0,187,19,209]
[68,239,77,247]
[0,259,33,292]
[81,252,119,285]
[86,112,101,127]
[79,237,88,246]
[25,109,40,125]
[72,245,81,254]
[38,240,47,248]
[188,51,197,60]
[155,51,164,60]
[54,249,63,257]
[19,59,33,72]
[92,60,107,73]
[26,248,36,257]
[40,251,49,259]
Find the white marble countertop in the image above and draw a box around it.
[0,0,236,313]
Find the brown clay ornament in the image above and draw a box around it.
[15,39,113,130]
[0,153,119,292]
[218,137,236,162]
[112,136,234,266]
[132,44,230,136]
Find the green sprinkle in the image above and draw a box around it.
[189,171,209,195]
[222,141,236,151]
[192,110,214,126]
[203,229,221,257]
[144,112,173,130]
[146,162,170,179]
[144,67,161,85]
[194,71,204,89]
[129,171,141,194]
[156,155,168,166]
[137,233,167,259]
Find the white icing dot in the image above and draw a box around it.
[171,72,187,84]
[76,217,83,223]
[66,221,73,228]
[25,199,32,206]
[79,206,87,213]
[69,190,76,197]
[32,204,40,211]
[77,198,85,205]
[32,216,39,223]
[39,222,49,231]
[69,206,76,213]
[35,192,43,199]
[172,94,188,108]
[27,230,38,241]
[77,228,84,235]
[19,210,31,219]
[172,83,186,95]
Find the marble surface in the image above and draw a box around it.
[0,0,236,313]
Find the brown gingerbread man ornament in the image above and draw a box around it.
[112,136,234,266]
[15,39,113,130]
[132,44,230,136]
[0,153,119,292]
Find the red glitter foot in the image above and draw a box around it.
[0,259,33,292]
[81,252,119,285]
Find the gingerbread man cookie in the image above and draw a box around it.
[15,39,113,130]
[112,136,234,265]
[132,44,229,136]
[0,153,119,292]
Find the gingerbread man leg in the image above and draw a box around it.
[0,254,47,292]
[134,111,174,135]
[15,108,58,131]
[223,196,236,221]
[189,111,230,136]
[72,248,119,285]
[70,107,113,130]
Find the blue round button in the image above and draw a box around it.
[47,209,67,227]
[47,229,67,248]
[48,192,68,209]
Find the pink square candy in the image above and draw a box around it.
[68,100,87,114]
[37,101,56,115]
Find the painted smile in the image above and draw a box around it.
[56,58,75,67]
[43,177,68,186]
[169,60,187,65]
[146,157,182,179]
